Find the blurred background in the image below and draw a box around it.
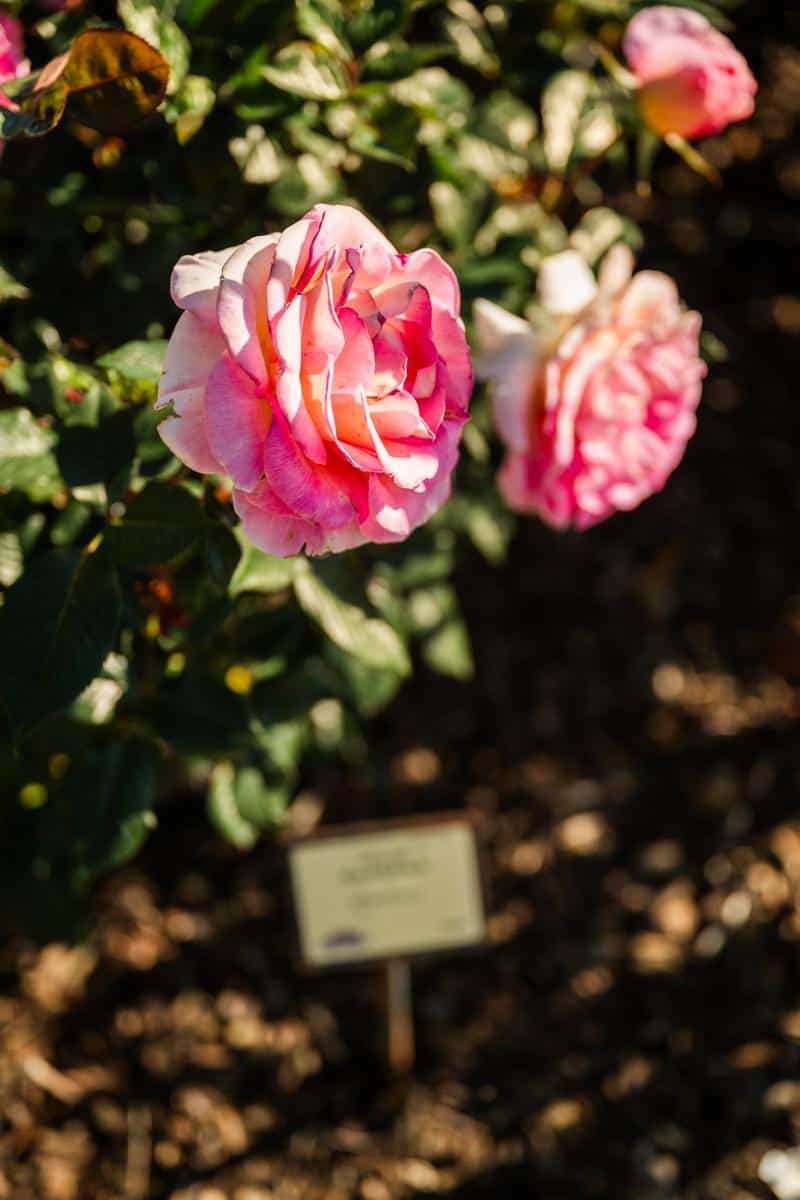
[2,0,800,1197]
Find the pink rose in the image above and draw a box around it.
[474,248,706,530]
[623,5,756,139]
[0,11,28,158]
[156,204,472,556]
[0,11,25,83]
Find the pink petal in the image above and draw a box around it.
[623,6,713,83]
[205,352,270,491]
[271,292,328,465]
[156,311,223,474]
[170,247,236,328]
[233,484,312,558]
[360,390,440,491]
[306,204,395,271]
[266,212,319,322]
[372,327,407,397]
[371,391,431,441]
[216,235,278,384]
[363,414,464,541]
[331,307,374,396]
[617,270,680,329]
[401,248,461,313]
[263,403,356,528]
[430,309,473,413]
[485,342,540,454]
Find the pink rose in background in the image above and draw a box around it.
[0,11,25,81]
[474,247,706,530]
[157,204,472,556]
[623,5,756,139]
[0,10,28,125]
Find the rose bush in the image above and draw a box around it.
[0,0,757,935]
[158,204,471,556]
[474,248,706,529]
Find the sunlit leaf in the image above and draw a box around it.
[97,339,167,383]
[118,0,191,95]
[541,69,618,172]
[293,559,411,676]
[230,534,296,595]
[63,29,170,134]
[262,43,349,101]
[0,409,63,503]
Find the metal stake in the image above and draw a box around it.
[385,958,415,1075]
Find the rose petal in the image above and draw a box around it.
[205,352,270,491]
[263,402,356,528]
[156,311,224,474]
[538,251,599,316]
[401,248,461,313]
[171,247,236,328]
[216,235,279,384]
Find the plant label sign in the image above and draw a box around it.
[288,816,486,969]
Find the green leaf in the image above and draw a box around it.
[296,0,351,59]
[167,73,216,142]
[63,29,170,135]
[204,522,242,590]
[570,206,642,266]
[441,1,499,77]
[0,409,63,503]
[140,673,249,754]
[118,0,191,95]
[0,264,31,304]
[390,67,471,120]
[293,559,411,676]
[541,70,618,172]
[108,481,206,569]
[0,532,23,587]
[421,615,474,680]
[230,534,295,595]
[208,761,257,849]
[97,339,167,384]
[68,740,159,881]
[0,81,68,140]
[349,0,408,51]
[324,642,403,716]
[262,43,349,101]
[234,764,289,828]
[0,543,121,736]
[55,408,136,495]
[70,651,128,724]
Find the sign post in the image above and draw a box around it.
[287,814,486,1075]
[385,958,415,1075]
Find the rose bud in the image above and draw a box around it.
[623,5,756,140]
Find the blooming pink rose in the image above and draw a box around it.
[623,5,756,139]
[156,204,472,556]
[474,248,706,530]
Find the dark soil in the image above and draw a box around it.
[3,4,800,1198]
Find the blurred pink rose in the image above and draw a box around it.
[0,10,28,157]
[474,248,706,530]
[0,9,28,93]
[623,5,756,139]
[157,204,472,556]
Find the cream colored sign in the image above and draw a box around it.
[289,821,485,967]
